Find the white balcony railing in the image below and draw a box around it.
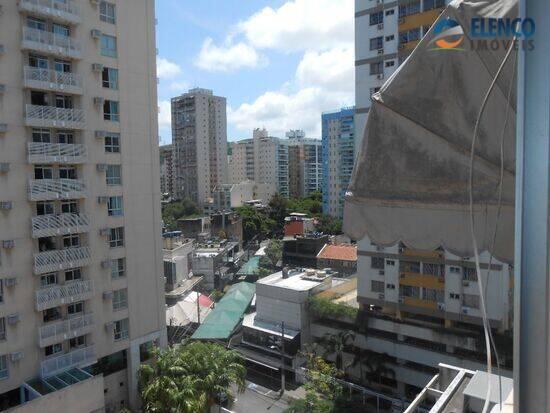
[28,142,87,164]
[19,0,81,24]
[36,279,94,311]
[39,313,94,348]
[24,66,83,94]
[32,213,90,238]
[34,247,91,276]
[41,345,96,378]
[25,104,85,129]
[29,179,86,201]
[22,27,81,59]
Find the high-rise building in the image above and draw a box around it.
[228,139,254,184]
[0,0,166,411]
[160,144,175,199]
[253,131,289,198]
[286,132,322,199]
[354,0,446,148]
[172,88,228,205]
[322,107,355,218]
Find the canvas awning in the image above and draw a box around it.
[344,0,517,263]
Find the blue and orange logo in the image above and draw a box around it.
[429,18,465,51]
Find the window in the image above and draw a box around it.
[371,280,385,293]
[100,34,118,58]
[370,36,383,51]
[27,17,46,31]
[114,319,129,341]
[65,268,82,282]
[386,60,395,67]
[43,308,61,323]
[449,266,461,274]
[105,133,120,153]
[385,9,395,16]
[423,0,445,11]
[108,196,123,216]
[104,100,120,122]
[399,28,421,45]
[106,165,122,185]
[450,292,460,300]
[0,318,6,341]
[40,273,57,287]
[63,234,80,249]
[399,0,421,17]
[370,61,383,75]
[385,34,395,42]
[100,1,116,24]
[424,288,444,302]
[45,343,63,357]
[36,201,55,216]
[54,60,71,73]
[69,335,86,349]
[32,128,51,143]
[369,11,383,25]
[111,258,125,279]
[55,94,73,109]
[423,263,445,276]
[59,166,77,180]
[463,267,477,281]
[463,294,480,309]
[0,281,4,304]
[400,285,420,298]
[68,302,84,316]
[61,200,78,214]
[371,257,385,269]
[57,131,74,144]
[386,260,395,266]
[35,165,53,180]
[113,289,128,311]
[102,67,119,89]
[0,355,7,380]
[110,227,124,248]
[52,24,70,37]
[29,55,49,70]
[164,261,176,285]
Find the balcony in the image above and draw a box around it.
[29,179,86,201]
[22,27,81,59]
[34,247,91,275]
[32,213,90,238]
[25,104,85,129]
[28,142,87,164]
[41,345,96,378]
[19,0,81,25]
[36,280,94,311]
[39,313,94,348]
[24,67,83,95]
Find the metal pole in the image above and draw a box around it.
[514,2,550,412]
[280,321,286,395]
[196,291,201,325]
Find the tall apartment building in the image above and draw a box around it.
[0,1,166,411]
[227,138,254,184]
[159,144,175,199]
[172,88,228,205]
[287,135,322,199]
[321,107,355,218]
[253,131,289,198]
[355,0,446,148]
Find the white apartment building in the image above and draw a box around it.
[228,139,254,184]
[253,131,289,198]
[172,88,228,205]
[0,0,166,411]
[159,143,175,200]
[162,234,193,293]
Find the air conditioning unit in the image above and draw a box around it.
[377,49,384,55]
[91,29,102,39]
[103,291,113,300]
[0,84,5,94]
[0,163,10,173]
[99,228,110,237]
[378,23,384,30]
[93,97,104,106]
[7,313,20,325]
[95,130,107,139]
[101,259,112,269]
[2,240,14,249]
[10,352,23,362]
[379,270,385,276]
[437,303,445,311]
[97,196,108,204]
[462,280,470,287]
[377,74,385,80]
[0,202,12,210]
[0,123,7,133]
[378,293,385,300]
[104,321,115,331]
[96,163,107,172]
[92,63,104,72]
[4,277,17,287]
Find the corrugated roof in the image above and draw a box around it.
[317,244,357,261]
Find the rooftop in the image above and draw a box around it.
[258,268,334,291]
[317,244,357,262]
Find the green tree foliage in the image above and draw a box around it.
[320,331,356,372]
[264,239,282,268]
[139,342,246,413]
[308,297,358,320]
[315,215,343,235]
[162,199,201,231]
[268,193,289,236]
[235,206,276,242]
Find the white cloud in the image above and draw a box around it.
[296,46,354,92]
[157,57,182,79]
[169,81,190,93]
[195,38,267,72]
[158,100,172,130]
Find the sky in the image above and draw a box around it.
[155,0,355,144]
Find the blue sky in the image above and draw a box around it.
[155,0,354,144]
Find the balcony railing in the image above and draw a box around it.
[28,142,87,164]
[19,0,81,25]
[39,313,94,348]
[41,345,95,378]
[32,213,90,238]
[36,279,94,311]
[29,179,86,201]
[24,66,83,94]
[25,104,85,129]
[34,247,91,276]
[22,27,81,59]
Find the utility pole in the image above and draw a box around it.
[280,321,286,395]
[196,291,201,325]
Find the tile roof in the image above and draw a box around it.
[317,244,357,261]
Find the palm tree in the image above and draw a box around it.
[362,352,395,388]
[321,330,356,372]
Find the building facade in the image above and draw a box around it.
[321,107,355,218]
[159,144,175,199]
[228,139,254,184]
[253,132,289,198]
[172,88,228,205]
[0,0,166,411]
[287,134,322,199]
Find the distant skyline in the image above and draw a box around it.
[155,0,354,144]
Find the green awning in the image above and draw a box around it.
[236,256,261,276]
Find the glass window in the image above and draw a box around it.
[36,201,55,216]
[113,289,128,311]
[400,285,420,298]
[114,319,129,341]
[371,280,385,293]
[35,165,53,180]
[370,61,383,75]
[55,95,73,109]
[63,234,80,249]
[111,258,125,279]
[463,294,480,309]
[100,1,116,24]
[463,267,477,281]
[108,196,123,216]
[100,34,118,58]
[65,268,82,282]
[40,273,57,287]
[43,307,61,323]
[54,60,71,73]
[104,100,120,122]
[369,11,383,25]
[61,200,78,214]
[0,319,6,341]
[102,67,119,89]
[106,165,122,185]
[29,55,49,69]
[45,343,63,357]
[27,17,46,31]
[370,36,383,50]
[0,355,7,380]
[59,166,77,180]
[68,302,84,316]
[69,335,86,349]
[32,128,51,143]
[105,133,120,153]
[371,257,385,269]
[52,24,70,37]
[57,131,74,144]
[109,227,124,248]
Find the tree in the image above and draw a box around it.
[316,215,343,235]
[361,352,395,388]
[235,205,276,242]
[264,239,282,268]
[139,342,246,413]
[162,198,201,231]
[321,330,356,372]
[268,194,288,235]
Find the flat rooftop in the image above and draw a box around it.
[258,269,333,291]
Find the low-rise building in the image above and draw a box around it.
[282,233,329,268]
[317,243,357,276]
[283,213,316,237]
[162,232,194,292]
[192,240,243,290]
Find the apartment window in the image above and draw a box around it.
[29,54,49,70]
[69,335,86,349]
[386,260,395,266]
[106,165,122,185]
[450,293,460,300]
[63,234,80,249]
[27,17,46,31]
[423,0,445,11]
[68,302,84,316]
[463,267,477,282]
[385,34,395,42]
[114,319,129,341]
[371,280,385,293]
[100,34,118,58]
[164,261,177,285]
[55,95,73,109]
[100,1,116,24]
[105,133,120,153]
[111,258,125,279]
[0,319,5,341]
[369,11,383,25]
[370,61,383,75]
[386,60,395,67]
[371,257,385,270]
[104,100,120,122]
[463,294,480,309]
[400,285,420,298]
[52,24,70,38]
[399,0,421,17]
[102,67,119,89]
[57,131,74,144]
[424,288,443,302]
[109,227,124,248]
[108,196,124,216]
[36,201,54,216]
[40,273,57,287]
[61,200,78,214]
[45,343,63,357]
[0,356,7,380]
[65,268,82,282]
[32,128,51,143]
[423,263,444,276]
[59,166,77,180]
[386,8,395,16]
[113,289,128,311]
[370,36,383,51]
[43,307,61,323]
[399,28,421,45]
[35,165,53,180]
[54,60,71,73]
[449,266,461,273]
